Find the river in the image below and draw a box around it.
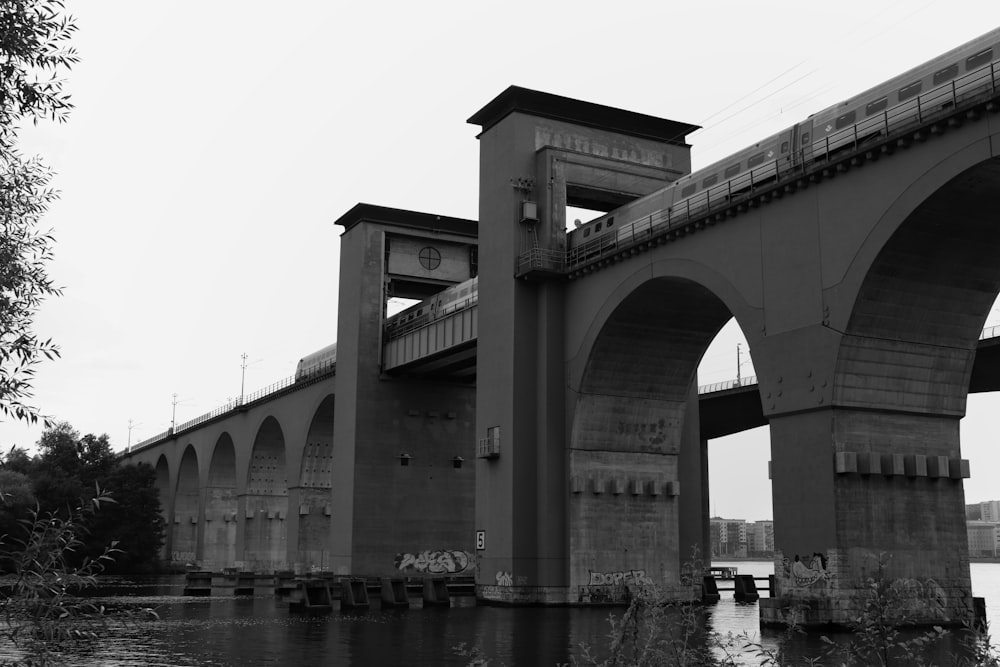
[3,562,998,666]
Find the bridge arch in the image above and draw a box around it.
[297,394,335,571]
[568,272,750,594]
[172,445,200,566]
[242,415,288,571]
[204,433,238,569]
[836,152,1000,414]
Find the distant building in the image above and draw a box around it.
[710,517,747,558]
[967,503,983,520]
[746,520,774,557]
[967,520,1000,557]
[981,501,1000,522]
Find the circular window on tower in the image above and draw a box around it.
[418,246,442,271]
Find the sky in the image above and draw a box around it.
[5,0,1000,522]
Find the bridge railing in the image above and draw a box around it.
[561,60,1000,273]
[981,324,1000,340]
[698,376,757,395]
[129,360,336,453]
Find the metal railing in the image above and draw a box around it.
[516,247,566,276]
[128,360,336,453]
[563,61,1000,273]
[698,376,758,395]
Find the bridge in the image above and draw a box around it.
[124,45,1000,627]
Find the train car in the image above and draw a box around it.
[566,27,1000,266]
[803,27,1000,161]
[294,343,337,381]
[384,276,479,334]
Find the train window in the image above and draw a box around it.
[595,222,603,231]
[898,81,922,101]
[702,174,718,188]
[607,217,614,227]
[835,110,856,129]
[801,132,810,145]
[967,48,993,71]
[865,97,889,116]
[681,184,696,198]
[933,63,959,85]
[724,163,741,178]
[747,152,766,168]
[780,141,789,153]
[584,227,591,238]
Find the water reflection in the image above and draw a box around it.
[6,565,998,666]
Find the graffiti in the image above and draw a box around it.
[171,551,196,563]
[780,552,831,589]
[588,569,653,587]
[394,549,473,574]
[495,571,513,586]
[892,577,948,619]
[578,585,633,604]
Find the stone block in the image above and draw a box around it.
[904,454,927,477]
[835,451,858,474]
[950,458,971,479]
[927,456,950,478]
[858,451,882,475]
[883,453,906,476]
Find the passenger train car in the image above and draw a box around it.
[384,276,479,336]
[294,342,337,381]
[293,277,479,381]
[567,27,1000,265]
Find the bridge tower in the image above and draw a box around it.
[468,87,703,603]
[328,204,479,576]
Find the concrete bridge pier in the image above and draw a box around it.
[470,87,705,604]
[763,405,972,627]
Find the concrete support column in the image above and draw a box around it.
[761,407,972,627]
[678,384,710,568]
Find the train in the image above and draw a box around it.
[292,277,479,380]
[294,342,337,381]
[567,27,1000,265]
[383,276,479,335]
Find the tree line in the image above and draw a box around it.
[1,422,165,574]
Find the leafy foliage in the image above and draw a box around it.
[0,0,77,426]
[0,422,166,574]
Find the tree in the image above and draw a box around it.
[0,0,77,426]
[29,422,164,572]
[85,463,165,573]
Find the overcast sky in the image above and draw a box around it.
[5,1,1000,521]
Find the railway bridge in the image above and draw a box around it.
[126,66,1000,626]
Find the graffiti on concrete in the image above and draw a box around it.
[495,571,513,586]
[892,577,948,619]
[779,552,832,590]
[171,551,196,563]
[588,569,653,586]
[394,549,473,574]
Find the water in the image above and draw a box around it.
[5,563,999,666]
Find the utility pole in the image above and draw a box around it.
[127,419,141,451]
[171,393,178,431]
[736,343,742,386]
[240,353,249,404]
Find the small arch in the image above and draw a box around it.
[172,446,200,567]
[298,395,335,571]
[204,433,238,569]
[243,417,288,571]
